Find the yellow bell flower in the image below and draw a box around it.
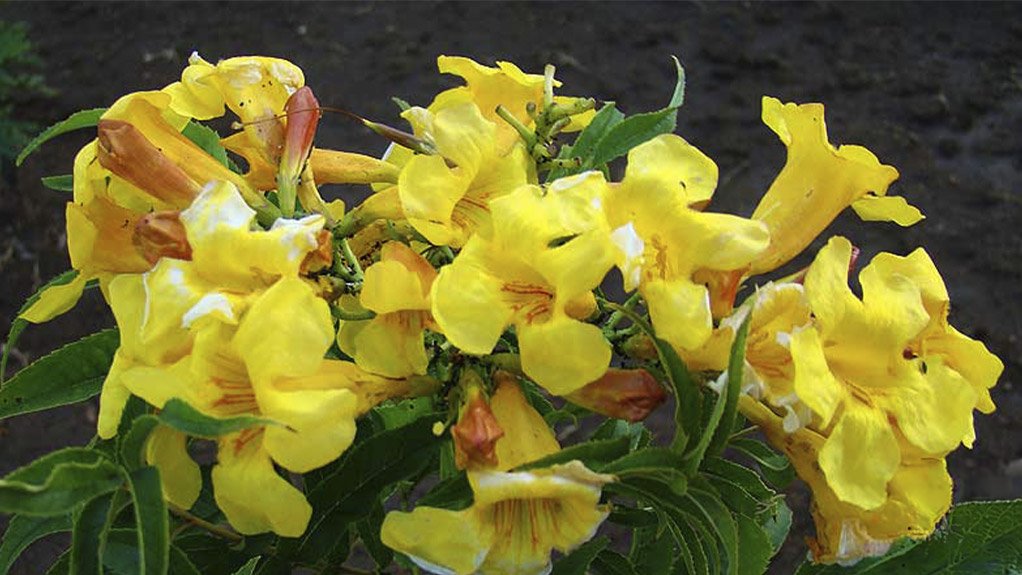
[396,101,530,247]
[382,374,613,575]
[337,241,439,378]
[431,176,616,395]
[604,134,770,354]
[748,97,923,275]
[741,397,953,565]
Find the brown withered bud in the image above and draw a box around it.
[301,229,334,274]
[451,387,505,470]
[96,120,200,208]
[566,368,666,423]
[133,211,192,265]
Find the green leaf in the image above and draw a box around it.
[701,457,775,516]
[417,473,472,510]
[355,501,393,569]
[759,497,792,555]
[603,448,689,495]
[547,103,625,180]
[230,557,260,575]
[17,108,106,166]
[156,398,275,438]
[285,415,442,563]
[180,122,229,169]
[373,396,435,430]
[45,550,70,575]
[730,438,795,489]
[795,500,1022,574]
[706,315,751,458]
[0,514,71,575]
[598,302,700,453]
[0,329,118,421]
[551,536,609,575]
[735,513,772,575]
[686,486,739,575]
[630,527,676,574]
[592,549,639,575]
[516,436,632,471]
[167,546,201,575]
[2,269,84,385]
[126,467,169,575]
[607,507,659,528]
[70,492,114,575]
[40,175,73,192]
[103,529,197,575]
[0,448,124,516]
[119,416,160,471]
[585,58,685,169]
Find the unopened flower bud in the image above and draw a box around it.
[280,86,321,181]
[621,333,658,361]
[451,385,505,471]
[566,368,666,422]
[96,120,200,208]
[133,211,192,265]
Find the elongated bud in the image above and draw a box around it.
[362,119,437,156]
[566,368,666,422]
[96,120,200,208]
[281,86,321,179]
[451,383,505,470]
[133,211,192,264]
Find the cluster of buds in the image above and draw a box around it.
[21,52,1001,572]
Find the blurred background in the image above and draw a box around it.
[1,2,1020,573]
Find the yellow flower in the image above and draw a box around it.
[397,101,530,247]
[429,55,593,154]
[748,97,923,275]
[741,397,953,565]
[431,175,615,395]
[99,181,413,535]
[381,374,613,575]
[604,134,770,354]
[337,241,439,378]
[166,52,397,192]
[21,90,253,325]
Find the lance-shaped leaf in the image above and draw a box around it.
[70,492,114,575]
[0,329,117,421]
[0,514,70,575]
[551,536,609,575]
[16,108,106,166]
[126,467,169,575]
[155,398,277,438]
[0,449,123,516]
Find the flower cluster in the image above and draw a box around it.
[21,53,1001,572]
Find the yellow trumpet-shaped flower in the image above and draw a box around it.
[432,175,616,395]
[338,241,439,378]
[741,397,953,565]
[21,89,255,325]
[98,180,414,535]
[382,374,613,575]
[429,55,593,153]
[397,101,530,247]
[748,97,923,275]
[605,134,770,354]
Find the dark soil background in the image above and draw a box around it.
[1,2,1020,573]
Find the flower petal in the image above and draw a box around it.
[819,401,901,510]
[145,425,201,509]
[518,316,610,396]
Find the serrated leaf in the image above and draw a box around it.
[126,467,169,575]
[795,500,1022,575]
[759,497,792,555]
[551,536,609,575]
[631,527,676,574]
[180,122,229,169]
[40,174,73,192]
[701,457,775,516]
[592,549,639,575]
[707,315,751,458]
[686,487,739,575]
[0,448,123,516]
[603,447,687,475]
[585,58,685,169]
[607,507,659,528]
[0,329,118,421]
[283,415,442,563]
[517,436,632,471]
[16,108,106,166]
[0,514,70,575]
[70,492,114,575]
[735,513,772,575]
[45,550,70,575]
[730,438,795,489]
[156,398,276,438]
[355,500,393,569]
[547,103,625,180]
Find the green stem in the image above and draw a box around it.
[495,105,537,148]
[168,503,243,543]
[605,292,642,330]
[340,238,364,278]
